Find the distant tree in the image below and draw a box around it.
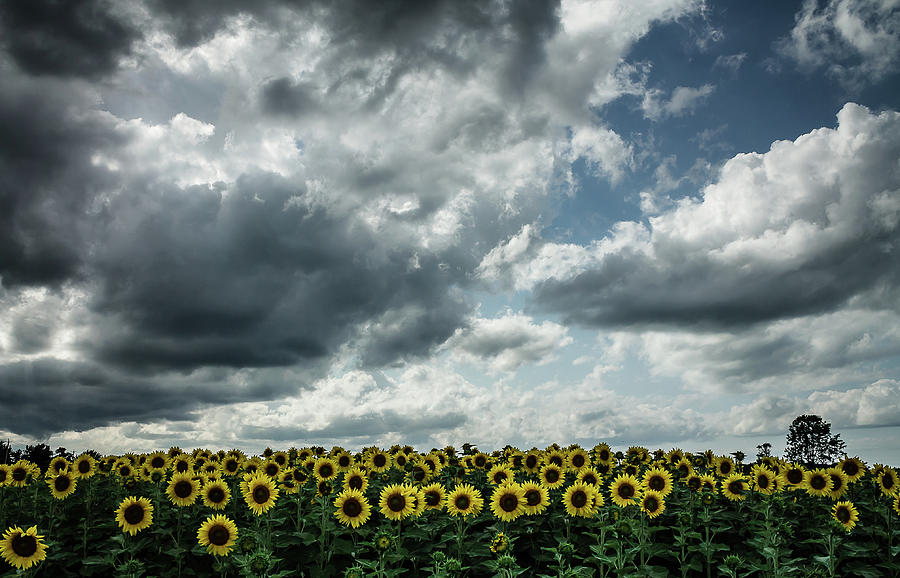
[756,443,772,460]
[784,414,846,466]
[22,443,53,473]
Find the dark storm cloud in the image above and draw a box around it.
[259,78,321,117]
[87,171,467,372]
[0,72,123,287]
[0,0,141,79]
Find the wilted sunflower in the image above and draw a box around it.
[563,482,600,518]
[1,525,47,570]
[826,468,850,500]
[487,464,513,486]
[539,464,565,490]
[838,456,866,483]
[342,467,368,493]
[9,461,35,488]
[197,514,238,556]
[47,471,77,500]
[72,454,97,479]
[721,474,748,502]
[201,479,231,510]
[804,469,834,498]
[490,483,526,522]
[610,474,641,508]
[367,450,392,473]
[421,483,446,510]
[641,467,673,497]
[567,448,591,472]
[334,488,371,528]
[640,490,665,519]
[779,463,806,490]
[167,472,200,507]
[877,467,899,496]
[115,496,154,535]
[446,483,484,517]
[832,501,859,532]
[751,465,778,495]
[241,473,279,516]
[379,484,415,521]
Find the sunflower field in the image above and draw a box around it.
[1,444,899,577]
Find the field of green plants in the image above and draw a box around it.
[1,443,899,577]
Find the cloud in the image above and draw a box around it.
[713,52,747,73]
[641,84,715,120]
[777,0,900,88]
[444,311,573,373]
[0,0,142,78]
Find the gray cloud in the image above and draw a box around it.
[0,0,141,79]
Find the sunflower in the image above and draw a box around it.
[221,456,242,477]
[610,474,641,508]
[272,451,289,467]
[567,448,591,472]
[342,467,368,493]
[714,456,735,478]
[1,525,47,570]
[146,451,169,472]
[114,459,135,480]
[666,448,684,465]
[577,468,601,487]
[446,483,484,517]
[520,481,549,515]
[72,454,97,479]
[489,532,510,555]
[472,452,491,470]
[241,473,279,516]
[831,501,859,532]
[593,443,613,465]
[894,494,900,517]
[523,450,543,473]
[826,468,850,500]
[545,449,567,469]
[641,467,673,497]
[803,469,834,498]
[421,483,446,510]
[487,464,513,486]
[379,484,415,521]
[312,458,337,482]
[115,496,154,535]
[9,461,35,487]
[721,474,748,502]
[334,488,372,528]
[201,479,231,510]
[172,453,196,474]
[490,483,526,522]
[47,471,77,500]
[673,458,693,479]
[333,451,354,472]
[409,457,432,484]
[367,450,392,473]
[166,472,200,507]
[539,464,565,490]
[751,465,778,495]
[409,487,426,518]
[0,465,9,487]
[48,456,70,476]
[838,456,866,483]
[197,514,238,556]
[685,473,704,492]
[640,490,665,519]
[877,468,899,496]
[779,463,806,490]
[563,482,600,518]
[625,446,649,464]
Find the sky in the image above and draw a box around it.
[1,0,899,463]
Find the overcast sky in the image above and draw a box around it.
[2,0,899,463]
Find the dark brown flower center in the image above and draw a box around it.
[757,475,770,489]
[343,498,363,517]
[474,456,486,468]
[644,496,659,512]
[151,457,165,469]
[225,460,239,473]
[124,504,145,525]
[648,476,665,491]
[570,490,587,509]
[525,455,538,469]
[253,486,270,504]
[425,491,440,506]
[265,464,279,477]
[598,449,610,462]
[582,474,597,486]
[617,483,635,499]
[500,494,519,512]
[719,462,732,475]
[348,475,363,490]
[454,495,470,510]
[810,474,827,490]
[688,477,701,490]
[830,475,843,491]
[174,481,193,498]
[549,455,563,467]
[388,494,406,512]
[787,469,804,484]
[12,468,27,481]
[842,461,859,477]
[545,469,560,483]
[119,466,131,477]
[12,533,37,558]
[373,454,387,468]
[571,454,585,468]
[836,507,851,523]
[208,487,226,503]
[728,481,744,495]
[493,471,508,483]
[338,456,351,468]
[413,468,426,482]
[884,474,895,490]
[54,475,71,492]
[208,524,230,546]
